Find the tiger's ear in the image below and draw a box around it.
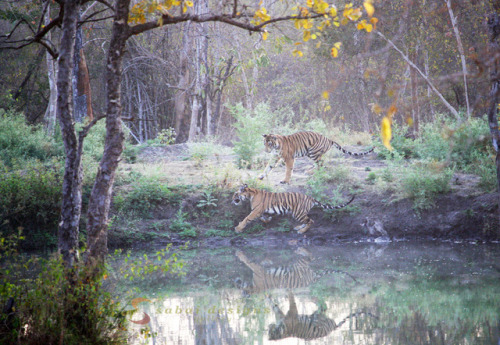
[262,134,268,138]
[243,183,248,188]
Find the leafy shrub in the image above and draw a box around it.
[0,232,128,345]
[169,209,197,238]
[0,159,63,245]
[157,127,176,145]
[306,165,351,200]
[228,103,272,168]
[0,109,63,167]
[113,178,175,218]
[401,163,453,210]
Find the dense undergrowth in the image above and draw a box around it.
[0,107,497,250]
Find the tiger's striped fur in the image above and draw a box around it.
[267,292,375,341]
[259,131,374,184]
[268,292,337,341]
[235,248,356,294]
[232,184,354,233]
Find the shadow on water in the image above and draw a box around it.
[107,241,500,344]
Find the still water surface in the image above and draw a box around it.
[107,241,500,345]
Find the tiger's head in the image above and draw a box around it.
[232,184,252,205]
[268,322,286,340]
[262,134,281,153]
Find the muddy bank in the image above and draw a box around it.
[109,145,500,248]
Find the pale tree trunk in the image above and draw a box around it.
[445,0,470,117]
[57,0,82,268]
[174,21,191,142]
[44,0,57,135]
[188,0,209,141]
[85,0,129,265]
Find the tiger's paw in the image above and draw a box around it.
[235,225,245,233]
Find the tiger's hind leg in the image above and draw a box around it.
[293,217,314,234]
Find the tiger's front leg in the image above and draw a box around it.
[235,209,263,233]
[281,158,295,184]
[259,156,283,180]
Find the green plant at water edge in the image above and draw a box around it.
[366,171,377,184]
[0,231,128,345]
[401,162,453,211]
[169,209,197,238]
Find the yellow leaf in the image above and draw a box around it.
[381,116,393,151]
[186,1,193,7]
[387,104,397,117]
[365,23,373,32]
[303,30,311,41]
[262,31,268,40]
[324,105,331,111]
[334,41,342,49]
[316,41,322,48]
[406,116,414,126]
[322,91,329,99]
[363,0,375,17]
[294,42,303,45]
[311,33,317,39]
[330,47,338,58]
[329,6,337,17]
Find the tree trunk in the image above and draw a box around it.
[57,0,82,268]
[85,0,129,266]
[486,11,500,223]
[174,21,191,142]
[44,0,57,135]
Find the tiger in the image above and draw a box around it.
[258,131,374,184]
[267,291,337,341]
[267,292,376,341]
[232,184,354,234]
[235,248,357,294]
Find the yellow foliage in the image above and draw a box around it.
[262,31,269,40]
[330,47,338,58]
[303,30,311,41]
[292,49,304,57]
[381,116,393,151]
[322,91,329,99]
[363,0,375,17]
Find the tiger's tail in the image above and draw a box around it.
[330,140,374,156]
[316,195,355,210]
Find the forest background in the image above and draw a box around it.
[0,0,499,343]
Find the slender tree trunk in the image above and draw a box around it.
[409,49,419,133]
[44,0,57,135]
[174,21,191,142]
[486,11,500,224]
[446,0,470,117]
[85,0,129,265]
[57,0,82,268]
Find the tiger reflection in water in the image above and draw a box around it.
[235,248,357,294]
[267,291,375,341]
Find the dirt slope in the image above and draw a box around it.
[114,144,499,247]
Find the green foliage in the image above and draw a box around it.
[228,103,272,168]
[196,190,218,209]
[0,109,63,167]
[157,127,176,145]
[113,178,175,218]
[306,166,350,201]
[0,232,128,345]
[169,209,197,238]
[0,159,63,245]
[116,244,186,280]
[366,171,377,184]
[401,163,453,211]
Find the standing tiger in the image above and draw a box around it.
[258,131,374,184]
[232,184,354,233]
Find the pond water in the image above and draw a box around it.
[106,241,500,345]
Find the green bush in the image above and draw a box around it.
[0,159,63,245]
[229,103,272,168]
[0,232,128,345]
[401,163,453,210]
[113,178,175,218]
[0,109,63,167]
[169,209,197,238]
